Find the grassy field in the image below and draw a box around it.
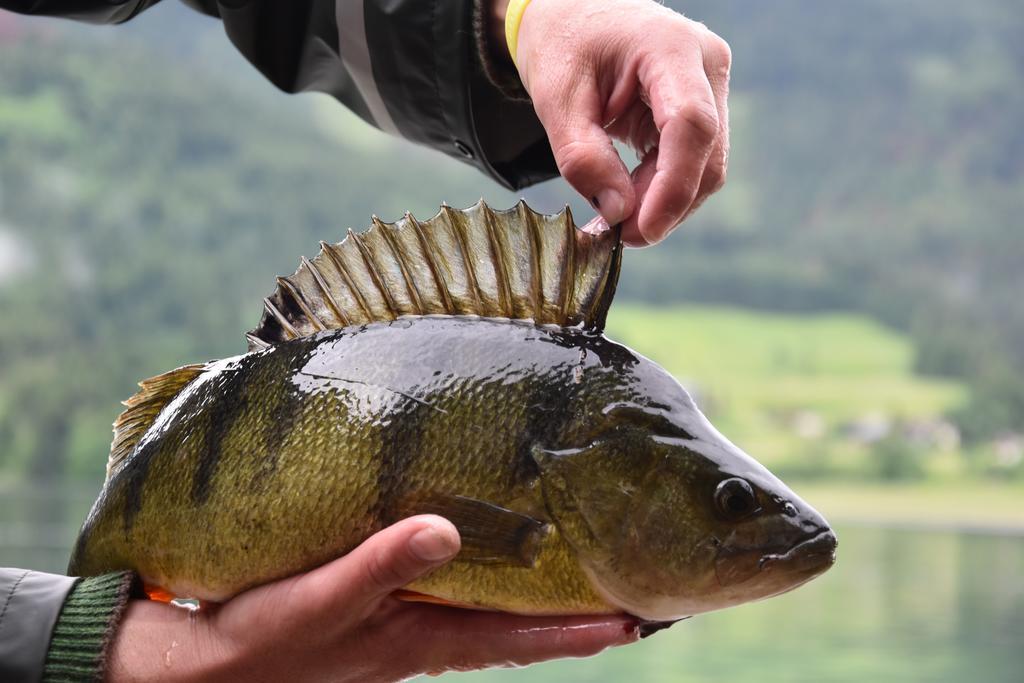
[604,304,1023,529]
[606,304,967,463]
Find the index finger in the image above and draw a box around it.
[634,52,719,244]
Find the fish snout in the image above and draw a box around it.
[713,505,838,593]
[758,528,837,576]
[762,496,837,580]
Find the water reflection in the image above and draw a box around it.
[1,485,1021,682]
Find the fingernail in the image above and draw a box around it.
[594,189,626,224]
[409,524,458,562]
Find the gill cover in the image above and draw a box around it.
[531,436,687,618]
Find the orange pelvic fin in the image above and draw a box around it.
[143,583,177,603]
[392,589,476,609]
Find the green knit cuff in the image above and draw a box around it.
[42,572,137,683]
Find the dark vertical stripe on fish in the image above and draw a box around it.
[192,363,250,505]
[251,361,305,492]
[121,438,159,535]
[512,371,583,487]
[370,391,435,526]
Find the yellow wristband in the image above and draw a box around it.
[504,0,534,68]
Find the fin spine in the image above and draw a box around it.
[379,214,425,314]
[350,229,399,317]
[520,202,545,320]
[558,205,577,320]
[482,203,513,315]
[319,240,373,321]
[302,256,349,327]
[246,333,271,350]
[587,232,623,331]
[444,205,484,310]
[263,298,299,339]
[409,214,456,312]
[277,276,325,331]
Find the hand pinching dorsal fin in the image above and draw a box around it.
[107,364,207,479]
[246,200,622,350]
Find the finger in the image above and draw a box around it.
[620,148,659,247]
[533,80,635,225]
[291,515,460,626]
[687,34,731,219]
[634,52,719,244]
[395,608,639,677]
[684,137,727,223]
[605,99,659,159]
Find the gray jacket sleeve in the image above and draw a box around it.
[0,0,558,190]
[0,569,76,683]
[0,569,136,683]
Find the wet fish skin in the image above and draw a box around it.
[70,315,834,619]
[71,317,636,612]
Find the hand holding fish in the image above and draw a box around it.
[106,516,638,681]
[496,0,731,246]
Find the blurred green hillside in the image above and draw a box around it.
[607,306,968,478]
[0,0,1021,491]
[621,1,1024,447]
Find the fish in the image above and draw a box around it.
[68,201,837,621]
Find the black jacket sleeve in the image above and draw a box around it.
[0,0,558,190]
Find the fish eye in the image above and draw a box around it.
[714,478,759,521]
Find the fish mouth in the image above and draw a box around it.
[715,528,838,588]
[757,529,837,574]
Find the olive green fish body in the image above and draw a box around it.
[72,318,647,612]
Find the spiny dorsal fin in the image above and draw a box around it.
[107,363,206,479]
[247,200,622,349]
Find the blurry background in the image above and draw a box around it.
[0,1,1020,681]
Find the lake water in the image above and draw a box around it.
[2,485,1022,682]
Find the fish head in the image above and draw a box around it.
[533,368,836,621]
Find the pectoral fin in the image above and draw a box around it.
[143,583,176,603]
[397,494,548,568]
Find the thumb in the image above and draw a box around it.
[293,515,460,623]
[535,87,635,225]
